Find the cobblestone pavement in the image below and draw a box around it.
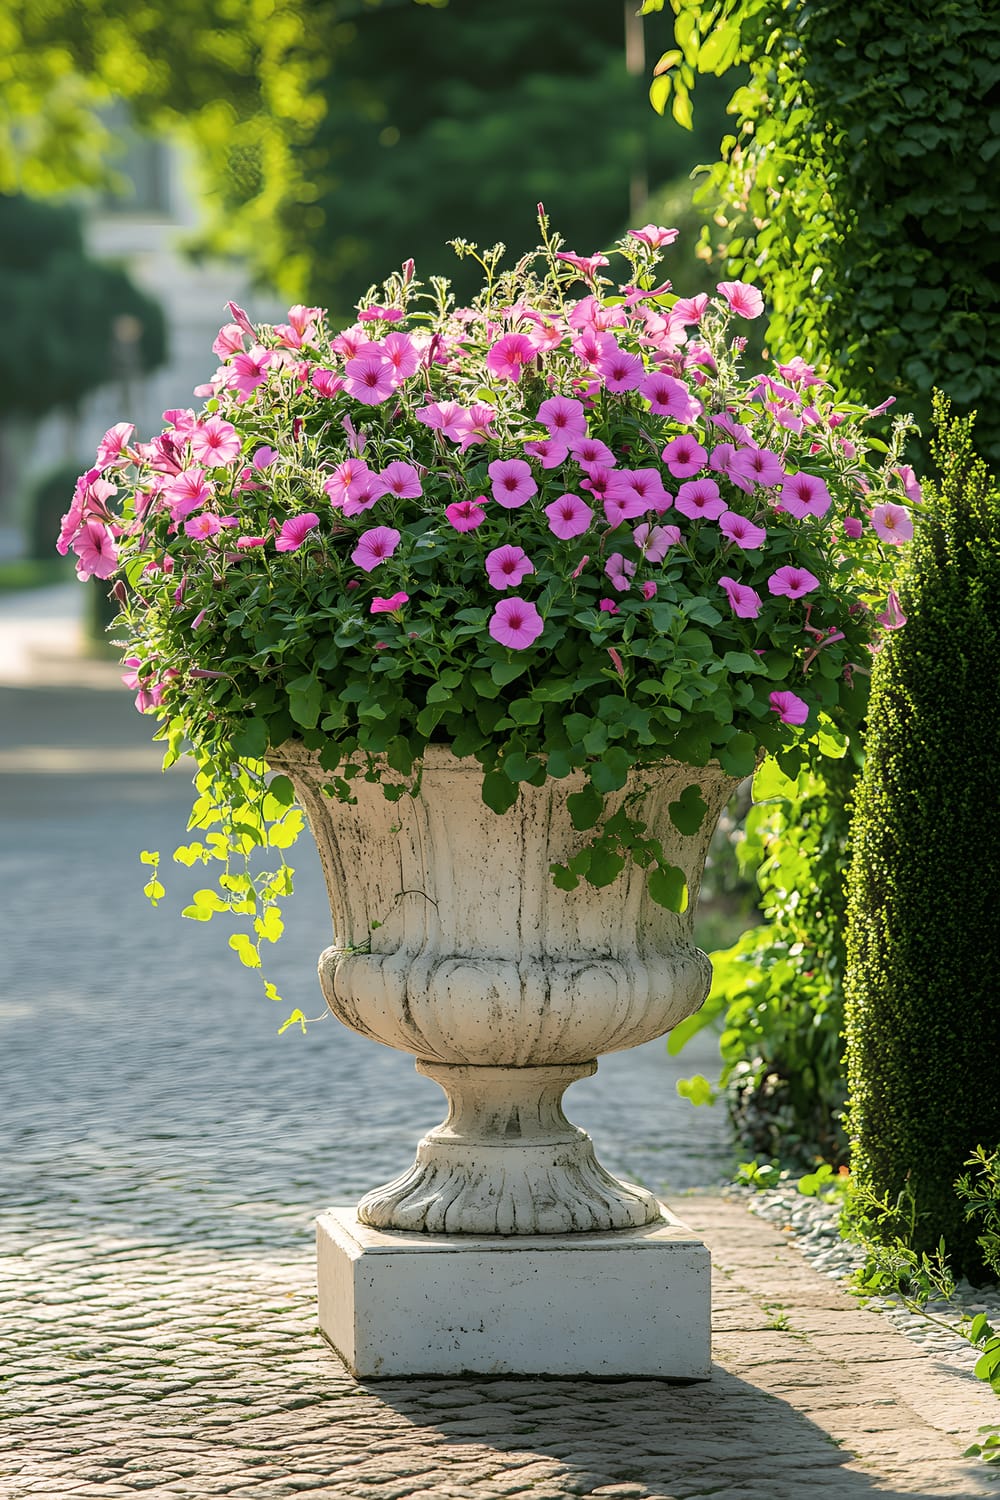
[2,597,999,1498]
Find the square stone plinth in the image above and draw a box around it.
[316,1204,710,1379]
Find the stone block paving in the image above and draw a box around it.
[2,602,1000,1497]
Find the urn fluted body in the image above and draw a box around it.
[269,745,737,1235]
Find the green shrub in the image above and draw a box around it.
[845,400,1000,1281]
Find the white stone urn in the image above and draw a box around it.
[268,744,737,1237]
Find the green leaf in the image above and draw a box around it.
[550,862,579,892]
[719,732,758,779]
[567,785,603,831]
[753,755,798,802]
[586,846,626,886]
[503,751,543,784]
[286,672,323,729]
[481,770,519,815]
[677,1073,715,1106]
[277,1008,308,1035]
[491,660,528,686]
[649,75,672,116]
[648,862,688,912]
[228,933,261,969]
[139,850,159,867]
[668,783,708,836]
[233,717,268,759]
[666,1008,714,1055]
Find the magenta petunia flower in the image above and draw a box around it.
[641,580,658,600]
[729,446,785,489]
[779,472,833,520]
[370,592,409,613]
[843,516,864,539]
[717,280,765,319]
[488,458,537,509]
[373,461,423,500]
[445,498,487,532]
[351,526,401,571]
[871,502,914,544]
[253,446,276,470]
[769,689,810,726]
[570,435,617,470]
[603,492,648,529]
[344,353,395,405]
[597,345,645,392]
[381,332,420,382]
[675,477,725,521]
[608,468,670,513]
[486,544,535,590]
[661,434,707,479]
[72,520,118,580]
[184,512,222,540]
[276,512,320,552]
[486,333,536,382]
[599,598,619,614]
[537,395,588,442]
[311,368,344,398]
[640,371,702,423]
[719,575,762,619]
[189,416,242,467]
[545,492,593,540]
[719,511,767,550]
[768,565,820,599]
[489,596,544,649]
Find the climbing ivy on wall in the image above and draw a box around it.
[642,0,1000,463]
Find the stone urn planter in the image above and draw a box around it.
[268,742,738,1376]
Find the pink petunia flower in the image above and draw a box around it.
[768,565,820,599]
[708,443,754,494]
[556,251,610,279]
[324,458,373,509]
[545,492,594,540]
[780,472,833,520]
[670,294,709,325]
[729,446,786,489]
[212,323,245,358]
[373,461,423,500]
[236,535,267,549]
[661,434,707,479]
[311,367,344,398]
[717,280,765,319]
[165,467,215,521]
[72,520,119,580]
[599,598,619,614]
[344,353,395,405]
[607,468,670,513]
[486,333,537,382]
[633,522,677,563]
[629,224,679,249]
[184,512,222,540]
[710,412,753,445]
[486,544,535,590]
[770,689,810,726]
[94,422,135,469]
[276,513,320,552]
[605,553,636,592]
[675,477,725,521]
[455,403,498,452]
[371,592,409,613]
[597,345,645,392]
[445,498,487,532]
[351,526,401,571]
[523,436,569,469]
[877,588,907,629]
[895,465,922,504]
[227,346,273,398]
[843,516,864,539]
[253,446,276,470]
[416,400,469,442]
[871,502,914,544]
[641,580,658,600]
[719,575,762,619]
[189,416,242,467]
[640,371,703,423]
[570,434,616,469]
[488,458,537,509]
[489,597,544,649]
[719,511,767,550]
[379,332,419,383]
[537,395,588,442]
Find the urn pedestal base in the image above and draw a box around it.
[316,1205,711,1379]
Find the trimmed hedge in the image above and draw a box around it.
[845,401,1000,1281]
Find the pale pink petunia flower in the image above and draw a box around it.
[94,422,135,469]
[671,294,709,325]
[661,434,707,479]
[236,535,267,549]
[184,512,223,540]
[729,446,785,489]
[416,401,468,442]
[780,472,833,520]
[633,522,676,563]
[379,332,419,383]
[843,516,864,539]
[570,434,616,468]
[190,416,242,467]
[72,520,119,580]
[719,511,767,550]
[710,411,753,445]
[640,371,702,422]
[895,465,922,504]
[489,597,544,649]
[769,689,810,726]
[311,368,344,398]
[276,513,320,552]
[605,553,636,592]
[629,223,679,248]
[768,565,820,599]
[717,280,765,319]
[486,544,535,590]
[545,492,593,540]
[708,443,754,494]
[719,575,762,619]
[537,394,588,442]
[373,461,423,500]
[877,588,907,630]
[445,498,487,532]
[352,526,401,571]
[455,404,498,452]
[871,502,913,544]
[556,250,610,279]
[597,345,645,392]
[324,458,373,509]
[370,592,409,613]
[675,477,725,521]
[486,332,536,382]
[212,322,245,358]
[488,458,537,509]
[344,353,395,404]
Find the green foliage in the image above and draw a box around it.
[845,401,1000,1282]
[654,0,1000,463]
[0,193,166,420]
[956,1147,1000,1282]
[671,750,857,1164]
